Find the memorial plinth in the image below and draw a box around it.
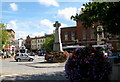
[53,21,63,52]
[45,21,68,63]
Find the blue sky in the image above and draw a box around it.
[1,0,88,40]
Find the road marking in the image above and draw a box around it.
[1,74,19,77]
[0,73,31,78]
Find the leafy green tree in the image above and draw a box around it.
[42,34,55,53]
[71,2,120,35]
[0,22,10,50]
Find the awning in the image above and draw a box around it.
[4,46,15,50]
[4,47,10,50]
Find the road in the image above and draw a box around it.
[0,56,67,81]
[0,56,120,82]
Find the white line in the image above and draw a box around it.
[1,74,19,77]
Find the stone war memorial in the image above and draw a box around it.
[45,21,69,63]
[53,21,63,52]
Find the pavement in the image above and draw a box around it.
[1,63,120,82]
[0,56,120,82]
[0,61,68,82]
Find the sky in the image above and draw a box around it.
[1,0,89,40]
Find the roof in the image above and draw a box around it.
[61,26,77,29]
[6,29,15,33]
[31,34,53,39]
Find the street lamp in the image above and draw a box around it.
[97,26,104,45]
[74,39,78,45]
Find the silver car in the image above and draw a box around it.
[15,53,34,62]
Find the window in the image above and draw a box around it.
[116,35,120,39]
[71,31,75,40]
[38,45,39,48]
[91,30,95,39]
[40,44,42,49]
[117,43,120,50]
[65,32,68,40]
[20,54,23,56]
[82,30,86,40]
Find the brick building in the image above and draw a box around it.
[61,21,120,51]
[6,29,15,45]
[76,21,97,46]
[61,22,97,46]
[25,35,32,51]
[25,34,52,52]
[61,26,77,46]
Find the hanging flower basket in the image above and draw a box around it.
[65,47,112,81]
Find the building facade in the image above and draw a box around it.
[104,33,120,51]
[31,38,37,51]
[14,38,25,51]
[26,34,52,52]
[25,35,32,51]
[3,29,15,55]
[76,21,97,46]
[61,21,120,51]
[6,29,15,45]
[61,22,97,46]
[61,27,77,46]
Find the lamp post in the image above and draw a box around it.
[97,26,104,45]
[74,39,78,45]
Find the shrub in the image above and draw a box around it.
[65,47,112,82]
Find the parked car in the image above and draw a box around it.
[108,51,120,64]
[111,51,120,57]
[108,51,120,58]
[14,53,34,62]
[28,52,35,56]
[37,50,46,56]
[38,52,46,56]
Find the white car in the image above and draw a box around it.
[15,53,34,62]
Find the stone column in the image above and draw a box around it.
[53,21,63,52]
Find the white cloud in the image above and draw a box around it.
[15,31,29,39]
[57,7,77,21]
[40,19,53,28]
[39,19,68,33]
[38,0,59,7]
[39,19,54,33]
[7,19,68,40]
[61,23,68,28]
[31,32,45,37]
[7,20,18,30]
[10,3,18,11]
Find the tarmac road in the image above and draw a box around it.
[0,56,120,82]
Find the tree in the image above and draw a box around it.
[42,34,55,53]
[0,22,10,50]
[71,2,120,35]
